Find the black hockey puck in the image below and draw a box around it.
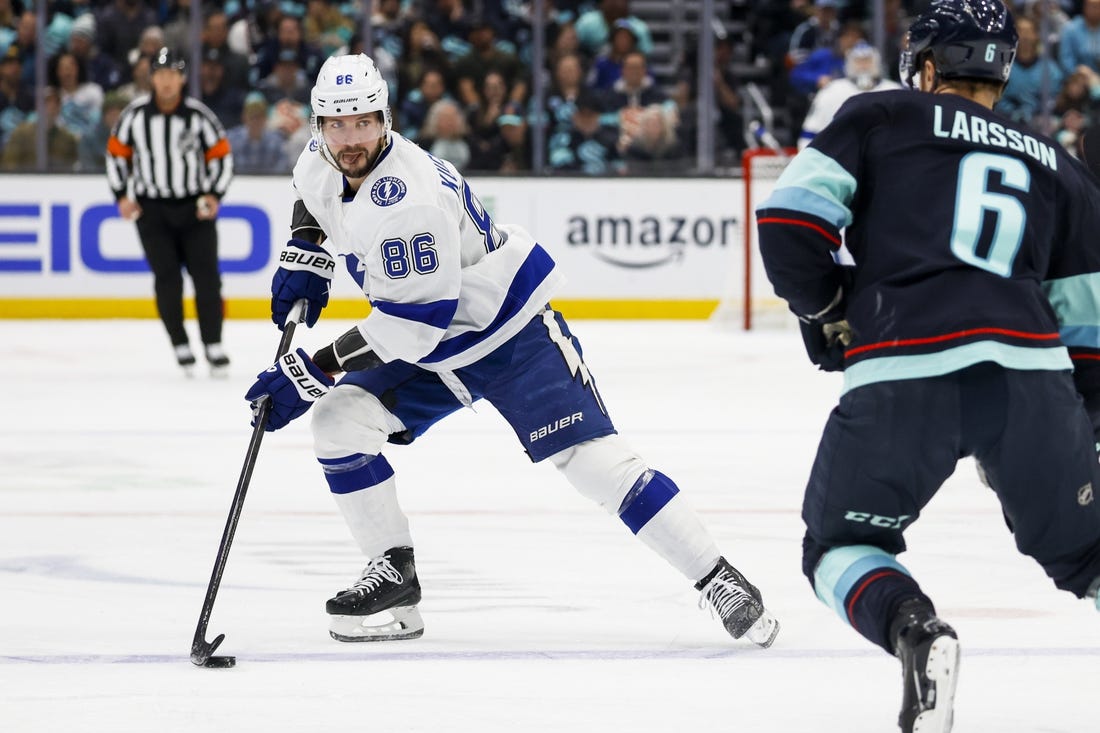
[202,655,236,668]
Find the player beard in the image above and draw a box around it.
[335,144,379,179]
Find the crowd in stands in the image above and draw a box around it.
[754,0,1100,158]
[1,0,1098,176]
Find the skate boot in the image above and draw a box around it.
[892,599,960,733]
[174,343,196,377]
[696,557,780,648]
[327,546,424,642]
[204,343,230,379]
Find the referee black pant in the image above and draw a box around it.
[135,197,223,347]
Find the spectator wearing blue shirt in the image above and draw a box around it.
[400,67,450,141]
[575,0,652,58]
[589,19,638,90]
[1059,0,1100,74]
[998,16,1063,126]
[227,94,291,174]
[258,48,312,107]
[787,0,840,67]
[789,21,864,97]
[253,15,325,86]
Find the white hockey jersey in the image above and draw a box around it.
[291,133,564,372]
[797,79,902,150]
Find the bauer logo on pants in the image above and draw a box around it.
[530,412,584,443]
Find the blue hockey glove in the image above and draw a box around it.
[245,348,334,431]
[271,238,335,330]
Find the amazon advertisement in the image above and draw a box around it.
[0,175,758,318]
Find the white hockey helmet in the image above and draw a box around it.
[844,42,883,91]
[309,54,392,168]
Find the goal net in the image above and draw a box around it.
[711,148,799,330]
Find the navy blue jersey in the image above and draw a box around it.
[757,89,1100,405]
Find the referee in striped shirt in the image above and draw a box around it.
[106,47,234,376]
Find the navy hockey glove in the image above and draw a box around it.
[245,348,334,431]
[271,239,335,330]
[798,284,853,372]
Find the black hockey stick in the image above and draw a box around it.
[190,299,307,668]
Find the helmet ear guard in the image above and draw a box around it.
[899,0,1018,89]
[309,53,392,171]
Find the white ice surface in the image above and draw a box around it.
[1,319,1097,732]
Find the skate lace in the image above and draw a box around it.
[347,554,403,596]
[698,575,752,621]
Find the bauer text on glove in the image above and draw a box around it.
[244,348,334,431]
[271,238,335,329]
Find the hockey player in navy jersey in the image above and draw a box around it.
[243,53,779,648]
[758,1,1100,731]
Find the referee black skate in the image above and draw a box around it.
[106,47,234,376]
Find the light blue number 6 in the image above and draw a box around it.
[950,152,1029,277]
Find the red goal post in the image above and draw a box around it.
[712,147,798,330]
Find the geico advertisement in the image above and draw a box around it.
[0,175,747,300]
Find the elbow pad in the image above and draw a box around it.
[312,325,384,374]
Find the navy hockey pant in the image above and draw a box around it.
[802,363,1100,650]
[337,308,616,462]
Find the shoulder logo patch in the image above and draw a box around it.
[371,176,407,206]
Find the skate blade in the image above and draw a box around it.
[745,609,780,648]
[329,605,425,643]
[209,364,230,380]
[912,636,960,733]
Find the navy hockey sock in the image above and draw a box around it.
[813,544,931,652]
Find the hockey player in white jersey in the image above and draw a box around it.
[244,53,779,648]
[797,42,901,150]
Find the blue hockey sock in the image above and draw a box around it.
[318,453,394,494]
[814,545,931,653]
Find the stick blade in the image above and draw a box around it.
[201,655,236,668]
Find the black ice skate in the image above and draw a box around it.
[327,546,424,642]
[174,344,196,377]
[892,599,960,733]
[695,557,780,648]
[204,343,230,379]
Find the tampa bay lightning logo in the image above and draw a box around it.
[371,177,407,207]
